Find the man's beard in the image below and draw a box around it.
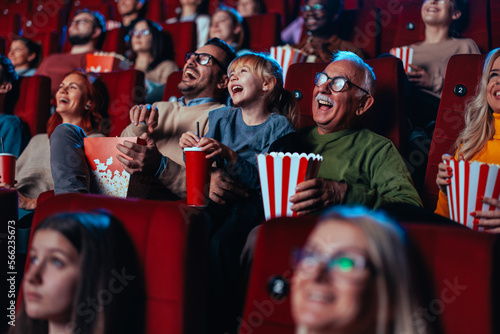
[68,34,92,46]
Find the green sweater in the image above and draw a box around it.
[271,126,422,209]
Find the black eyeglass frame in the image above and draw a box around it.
[185,52,225,71]
[315,72,370,96]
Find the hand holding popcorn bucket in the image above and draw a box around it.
[445,158,500,231]
[257,152,323,221]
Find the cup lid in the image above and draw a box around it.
[183,147,203,152]
[0,153,16,157]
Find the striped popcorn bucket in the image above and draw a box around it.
[446,158,500,231]
[257,152,323,221]
[270,45,308,81]
[389,46,414,73]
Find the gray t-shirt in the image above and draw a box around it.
[205,106,295,189]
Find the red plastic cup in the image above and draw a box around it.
[184,148,211,207]
[0,153,16,187]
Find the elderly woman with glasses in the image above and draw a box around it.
[128,18,178,103]
[291,206,431,334]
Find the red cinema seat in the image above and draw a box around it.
[338,7,381,59]
[101,27,127,54]
[491,0,500,49]
[99,69,146,137]
[14,75,52,137]
[393,1,490,53]
[144,0,166,22]
[244,13,281,53]
[69,3,115,22]
[284,57,407,152]
[242,217,500,334]
[162,70,183,101]
[0,37,4,55]
[0,13,21,42]
[20,8,66,37]
[422,54,485,210]
[162,21,197,69]
[31,31,60,58]
[27,193,207,334]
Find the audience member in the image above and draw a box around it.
[7,37,41,77]
[436,48,500,233]
[399,0,479,130]
[271,51,422,212]
[293,0,364,62]
[165,0,210,48]
[49,38,236,199]
[36,9,107,97]
[236,0,266,17]
[180,52,296,333]
[209,7,250,56]
[11,211,145,334]
[128,19,178,103]
[116,0,146,36]
[291,206,430,334]
[0,55,29,157]
[0,71,106,215]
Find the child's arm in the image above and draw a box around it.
[179,131,200,148]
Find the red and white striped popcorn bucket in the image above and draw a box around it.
[258,152,323,221]
[389,46,414,73]
[270,46,308,81]
[84,137,145,198]
[446,158,500,231]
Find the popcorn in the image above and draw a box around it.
[446,158,500,231]
[86,52,131,73]
[269,45,308,81]
[84,137,145,198]
[257,152,323,220]
[389,46,414,73]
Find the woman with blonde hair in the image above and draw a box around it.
[436,48,500,233]
[291,206,430,334]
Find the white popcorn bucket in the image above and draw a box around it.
[270,46,308,81]
[446,158,500,231]
[258,152,323,221]
[389,46,414,73]
[84,137,145,198]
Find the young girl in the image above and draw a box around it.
[179,52,297,190]
[436,48,500,233]
[11,212,145,334]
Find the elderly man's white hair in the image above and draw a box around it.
[331,51,376,97]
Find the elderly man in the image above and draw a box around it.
[272,51,422,212]
[36,9,107,97]
[50,38,238,199]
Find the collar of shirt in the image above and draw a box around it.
[179,96,219,107]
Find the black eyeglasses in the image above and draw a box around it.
[315,72,369,95]
[185,52,224,70]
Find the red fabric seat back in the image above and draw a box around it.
[422,54,485,210]
[338,7,381,59]
[144,0,166,22]
[31,31,60,58]
[242,217,500,334]
[69,4,115,22]
[284,57,406,152]
[161,21,197,69]
[490,0,500,50]
[13,75,51,136]
[99,69,146,137]
[244,13,281,53]
[393,1,490,53]
[162,70,183,101]
[29,193,207,334]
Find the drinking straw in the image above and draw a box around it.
[196,121,200,139]
[0,137,4,153]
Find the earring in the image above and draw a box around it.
[263,87,268,91]
[85,105,91,110]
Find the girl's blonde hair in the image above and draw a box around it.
[455,48,500,160]
[228,53,298,128]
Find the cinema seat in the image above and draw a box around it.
[284,57,407,152]
[393,0,490,53]
[99,69,145,137]
[338,7,381,59]
[491,0,500,50]
[422,54,485,210]
[161,21,197,68]
[14,75,51,137]
[241,217,500,334]
[244,13,281,53]
[162,70,183,102]
[31,31,60,58]
[144,0,166,22]
[29,193,207,334]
